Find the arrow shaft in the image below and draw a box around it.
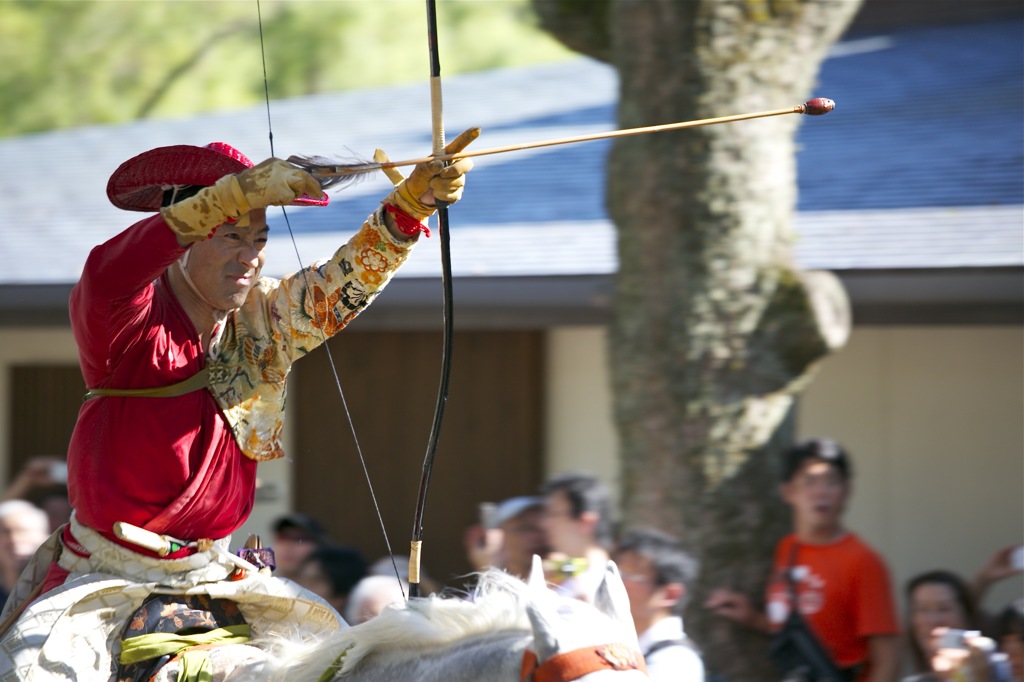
[310,104,809,180]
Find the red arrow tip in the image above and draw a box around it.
[803,98,836,116]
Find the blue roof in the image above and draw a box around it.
[797,21,1023,211]
[0,18,1020,285]
[310,19,1024,229]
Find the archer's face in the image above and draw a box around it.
[185,210,269,310]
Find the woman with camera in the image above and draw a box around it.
[901,550,1022,682]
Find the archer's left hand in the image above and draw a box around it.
[381,127,480,221]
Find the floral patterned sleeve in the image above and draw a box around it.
[268,207,414,362]
[209,207,417,462]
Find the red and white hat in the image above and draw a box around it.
[106,141,329,212]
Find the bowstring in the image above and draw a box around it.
[255,0,405,598]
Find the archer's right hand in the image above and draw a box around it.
[162,159,323,243]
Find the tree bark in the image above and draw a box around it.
[532,1,860,678]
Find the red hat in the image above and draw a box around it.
[106,141,329,212]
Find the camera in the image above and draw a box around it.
[478,502,498,531]
[936,628,976,650]
[1010,545,1024,571]
[936,629,1015,682]
[49,461,68,485]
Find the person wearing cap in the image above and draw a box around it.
[465,495,548,580]
[494,496,549,579]
[0,133,477,678]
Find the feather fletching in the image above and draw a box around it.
[287,152,383,190]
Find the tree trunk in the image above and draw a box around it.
[533,1,860,678]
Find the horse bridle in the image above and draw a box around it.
[520,643,647,681]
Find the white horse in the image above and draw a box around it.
[149,556,649,681]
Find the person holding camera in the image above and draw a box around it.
[904,570,982,679]
[705,438,901,682]
[901,549,1023,682]
[902,627,1014,682]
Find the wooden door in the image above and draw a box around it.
[8,364,82,477]
[290,329,545,590]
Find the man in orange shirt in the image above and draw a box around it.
[705,438,900,682]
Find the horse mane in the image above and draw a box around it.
[262,569,534,678]
[338,570,532,668]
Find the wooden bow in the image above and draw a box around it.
[255,0,460,600]
[408,0,453,599]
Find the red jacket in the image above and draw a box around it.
[68,215,256,545]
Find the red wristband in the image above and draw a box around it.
[384,204,431,238]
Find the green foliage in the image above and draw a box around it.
[0,0,574,138]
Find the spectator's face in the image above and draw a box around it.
[0,512,48,569]
[616,549,683,635]
[615,550,660,631]
[296,559,334,601]
[40,495,72,534]
[999,633,1023,681]
[273,527,319,577]
[186,212,269,310]
[351,581,407,624]
[541,490,586,555]
[500,507,548,578]
[782,459,848,533]
[909,582,968,660]
[296,558,350,613]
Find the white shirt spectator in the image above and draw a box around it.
[638,614,704,681]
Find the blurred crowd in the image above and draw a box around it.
[3,444,1020,682]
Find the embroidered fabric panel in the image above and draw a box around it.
[208,208,415,461]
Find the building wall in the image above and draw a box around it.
[546,325,1024,614]
[798,326,1024,614]
[543,327,622,502]
[0,328,79,468]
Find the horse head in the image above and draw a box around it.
[522,556,649,681]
